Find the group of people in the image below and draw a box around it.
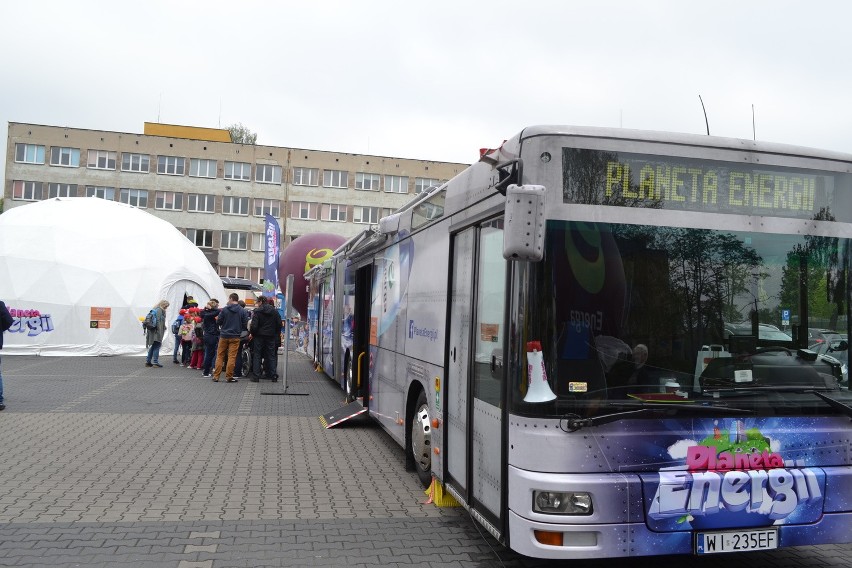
[144,293,283,383]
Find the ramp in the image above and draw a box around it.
[320,400,367,429]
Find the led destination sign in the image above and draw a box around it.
[562,148,851,221]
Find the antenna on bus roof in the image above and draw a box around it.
[698,95,710,135]
[752,104,756,140]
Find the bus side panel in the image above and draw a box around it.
[368,237,413,445]
[403,223,449,366]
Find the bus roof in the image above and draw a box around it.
[516,125,852,165]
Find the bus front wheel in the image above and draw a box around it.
[410,389,432,487]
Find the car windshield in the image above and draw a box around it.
[513,220,850,419]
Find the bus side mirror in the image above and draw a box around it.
[503,184,546,261]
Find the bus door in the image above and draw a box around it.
[351,264,372,402]
[446,218,507,531]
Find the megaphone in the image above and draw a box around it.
[524,341,557,403]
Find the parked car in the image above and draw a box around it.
[724,323,793,342]
[809,328,842,344]
[809,339,849,388]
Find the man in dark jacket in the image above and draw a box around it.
[0,300,13,410]
[250,296,283,381]
[212,293,248,382]
[199,299,221,378]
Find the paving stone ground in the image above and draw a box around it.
[1,351,851,567]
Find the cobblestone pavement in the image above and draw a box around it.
[1,352,851,567]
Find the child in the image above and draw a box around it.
[178,315,195,366]
[189,317,204,369]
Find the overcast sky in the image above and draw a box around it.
[2,1,851,166]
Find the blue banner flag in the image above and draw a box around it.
[263,214,280,297]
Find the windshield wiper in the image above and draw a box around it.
[811,391,852,420]
[561,401,754,432]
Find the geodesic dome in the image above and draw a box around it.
[0,197,226,356]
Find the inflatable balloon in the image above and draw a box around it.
[279,233,346,316]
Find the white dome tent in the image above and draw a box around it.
[0,197,226,356]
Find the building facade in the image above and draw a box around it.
[4,122,467,282]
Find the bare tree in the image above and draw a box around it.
[227,123,258,145]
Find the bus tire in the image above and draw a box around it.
[343,349,354,400]
[410,389,432,487]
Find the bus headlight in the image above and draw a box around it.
[533,490,593,515]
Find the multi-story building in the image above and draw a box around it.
[4,122,467,282]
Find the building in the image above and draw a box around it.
[4,122,468,283]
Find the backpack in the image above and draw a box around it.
[171,318,182,335]
[143,309,158,331]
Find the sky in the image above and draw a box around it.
[2,1,852,166]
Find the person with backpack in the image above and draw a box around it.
[171,314,184,364]
[144,300,169,368]
[178,314,195,366]
[250,296,283,381]
[0,299,14,411]
[212,293,248,382]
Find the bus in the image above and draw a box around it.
[306,125,852,559]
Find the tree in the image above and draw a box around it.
[227,123,257,145]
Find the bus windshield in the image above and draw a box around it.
[513,219,850,418]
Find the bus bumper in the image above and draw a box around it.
[508,510,852,558]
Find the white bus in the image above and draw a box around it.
[307,126,852,559]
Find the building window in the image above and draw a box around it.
[224,161,251,181]
[85,186,115,200]
[384,175,409,194]
[415,177,442,194]
[121,153,150,173]
[186,228,213,248]
[251,232,266,252]
[48,183,77,198]
[355,172,381,191]
[190,158,217,178]
[187,193,215,213]
[87,150,116,170]
[321,203,348,222]
[223,196,249,215]
[219,265,261,281]
[323,169,349,188]
[12,180,43,201]
[253,198,281,217]
[353,205,381,224]
[293,167,319,186]
[155,191,183,210]
[50,147,80,167]
[15,144,45,164]
[290,201,318,220]
[221,231,248,250]
[256,164,282,184]
[119,188,148,208]
[157,155,186,175]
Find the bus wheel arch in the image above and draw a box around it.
[406,384,432,487]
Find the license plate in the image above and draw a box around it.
[695,528,778,554]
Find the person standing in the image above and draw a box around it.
[178,315,195,366]
[171,313,184,364]
[145,300,169,367]
[250,296,283,381]
[212,293,248,382]
[189,317,204,370]
[233,300,250,379]
[0,300,14,411]
[200,299,221,378]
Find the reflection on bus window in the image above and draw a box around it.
[514,220,849,414]
[411,190,446,229]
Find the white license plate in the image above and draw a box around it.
[696,528,778,554]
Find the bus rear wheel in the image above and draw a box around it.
[410,389,432,487]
